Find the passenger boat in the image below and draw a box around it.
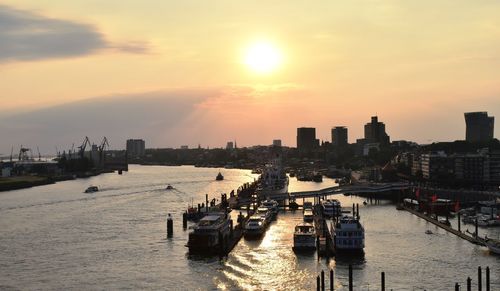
[484,238,500,255]
[303,209,314,223]
[216,172,224,181]
[84,186,99,193]
[293,222,316,250]
[258,154,289,201]
[256,207,272,224]
[187,212,231,253]
[322,199,341,218]
[244,215,267,238]
[334,215,365,252]
[261,199,279,220]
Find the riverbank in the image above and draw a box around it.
[0,170,114,192]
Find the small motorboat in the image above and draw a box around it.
[216,172,224,181]
[425,230,433,235]
[84,186,99,193]
[166,184,174,190]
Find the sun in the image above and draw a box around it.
[244,41,282,74]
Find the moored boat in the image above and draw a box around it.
[261,199,279,220]
[303,209,314,223]
[216,172,224,181]
[244,215,267,238]
[166,184,174,190]
[293,222,316,251]
[322,199,341,218]
[334,215,365,252]
[187,212,231,253]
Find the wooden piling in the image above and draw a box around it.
[321,270,325,291]
[455,283,460,291]
[330,269,334,291]
[167,214,173,237]
[356,204,360,219]
[182,212,187,229]
[467,277,471,291]
[486,266,490,291]
[458,212,461,232]
[478,266,482,291]
[317,275,320,291]
[352,203,355,216]
[381,271,385,291]
[348,265,353,291]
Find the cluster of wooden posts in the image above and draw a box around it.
[315,265,492,291]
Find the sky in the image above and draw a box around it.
[1,0,500,155]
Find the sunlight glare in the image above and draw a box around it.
[244,41,282,74]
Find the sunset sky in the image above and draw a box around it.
[1,1,500,155]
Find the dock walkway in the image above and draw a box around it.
[402,206,484,245]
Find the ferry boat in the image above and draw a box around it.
[334,216,365,252]
[187,212,231,253]
[84,186,99,193]
[216,172,224,181]
[322,199,341,218]
[244,215,267,238]
[258,154,289,200]
[303,209,314,223]
[261,199,279,220]
[293,222,316,250]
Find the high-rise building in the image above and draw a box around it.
[331,126,348,147]
[126,139,145,157]
[296,127,318,152]
[226,141,234,150]
[272,139,282,147]
[364,116,390,145]
[464,112,494,142]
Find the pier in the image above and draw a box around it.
[401,205,484,245]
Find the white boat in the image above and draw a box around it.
[256,207,272,224]
[293,222,316,250]
[187,212,231,253]
[322,199,341,218]
[485,238,500,255]
[261,199,279,219]
[258,154,289,200]
[244,215,267,238]
[303,209,314,223]
[334,215,365,252]
[84,186,99,193]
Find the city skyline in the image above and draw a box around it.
[1,1,500,153]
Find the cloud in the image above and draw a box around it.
[0,4,148,63]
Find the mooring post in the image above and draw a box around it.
[317,275,320,291]
[478,266,482,291]
[486,266,490,291]
[321,270,325,291]
[182,212,187,230]
[356,204,360,219]
[455,283,460,291]
[475,218,478,238]
[349,265,353,291]
[352,203,355,216]
[467,277,471,291]
[167,213,173,237]
[206,194,209,212]
[381,271,385,291]
[330,269,334,291]
[458,212,461,232]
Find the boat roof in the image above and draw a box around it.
[296,222,314,227]
[200,214,223,221]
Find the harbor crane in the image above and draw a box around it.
[78,136,91,159]
[98,137,110,165]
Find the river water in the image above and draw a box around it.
[0,165,498,290]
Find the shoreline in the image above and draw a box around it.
[0,170,113,192]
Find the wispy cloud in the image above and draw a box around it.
[0,4,148,63]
